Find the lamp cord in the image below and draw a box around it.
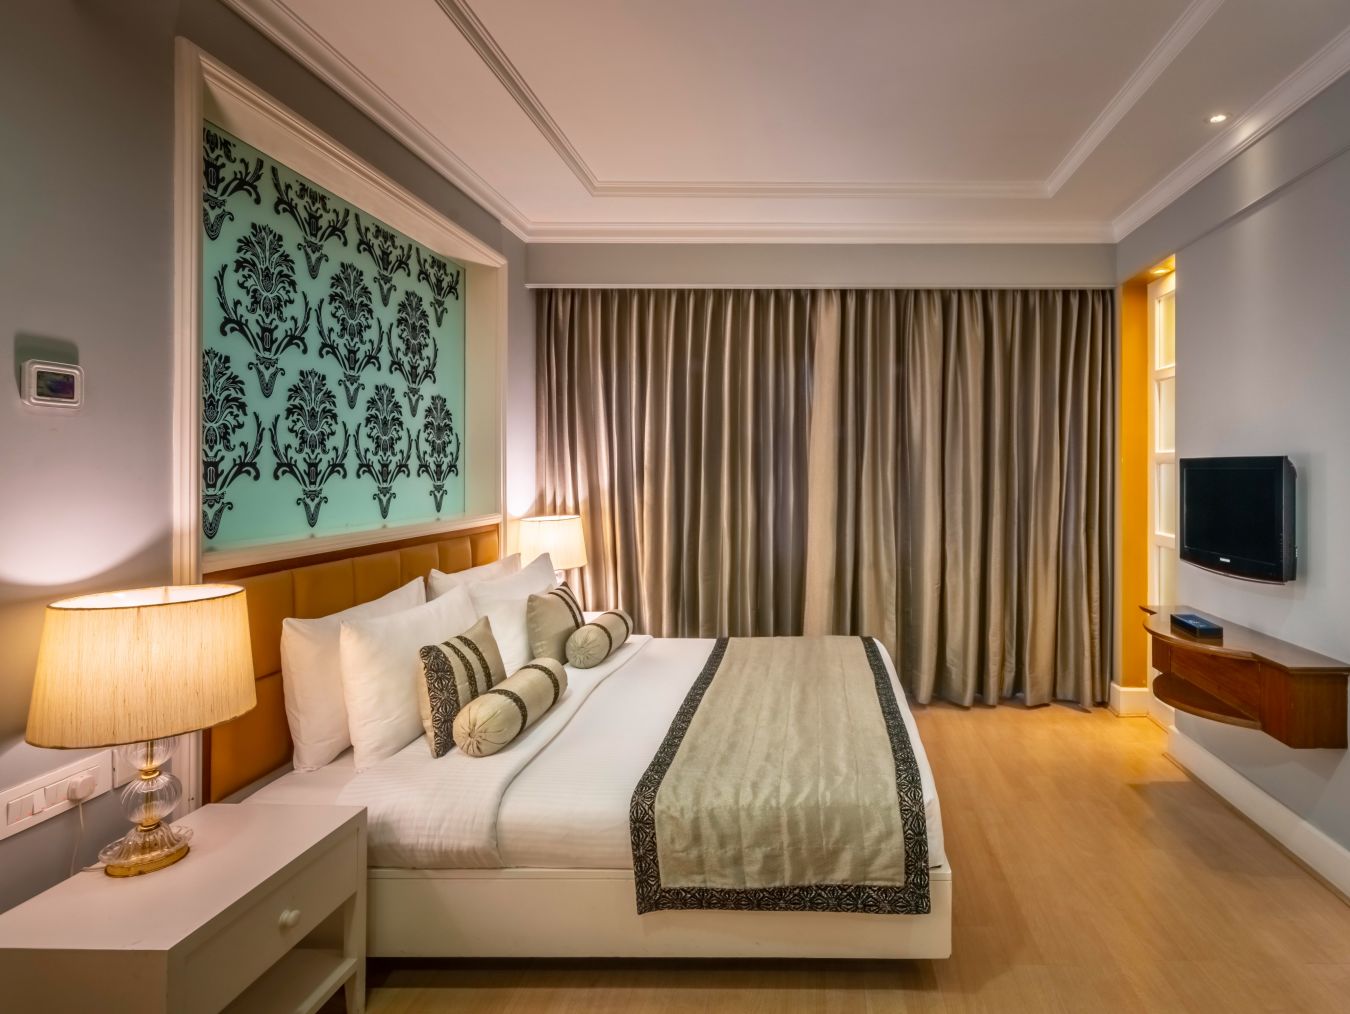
[69,799,86,877]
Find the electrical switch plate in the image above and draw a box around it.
[0,751,113,841]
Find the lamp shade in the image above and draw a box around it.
[518,514,588,571]
[27,584,256,749]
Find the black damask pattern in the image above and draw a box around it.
[316,262,381,409]
[202,128,263,241]
[269,369,350,528]
[272,166,350,279]
[354,384,412,519]
[418,643,464,758]
[200,349,263,539]
[415,248,462,327]
[628,637,931,916]
[387,289,438,416]
[415,394,461,512]
[354,213,412,306]
[215,223,313,397]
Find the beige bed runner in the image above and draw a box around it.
[630,636,930,914]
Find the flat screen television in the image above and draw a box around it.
[1179,456,1296,583]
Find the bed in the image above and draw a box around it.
[204,527,952,959]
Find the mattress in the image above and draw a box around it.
[247,636,945,870]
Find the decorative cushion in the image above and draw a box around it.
[280,577,425,771]
[467,553,558,674]
[417,615,507,757]
[338,586,477,771]
[564,610,634,669]
[526,583,584,662]
[452,658,568,758]
[427,553,521,600]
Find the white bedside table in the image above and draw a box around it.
[0,803,366,1014]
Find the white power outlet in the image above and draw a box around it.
[0,751,113,841]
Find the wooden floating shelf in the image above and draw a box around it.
[1143,605,1349,749]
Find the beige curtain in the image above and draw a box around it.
[535,289,815,637]
[803,290,1114,706]
[536,287,1114,707]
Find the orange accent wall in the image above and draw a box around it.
[1119,278,1149,687]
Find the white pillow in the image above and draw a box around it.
[280,577,425,771]
[427,554,521,599]
[466,553,557,674]
[339,586,478,771]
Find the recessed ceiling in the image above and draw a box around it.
[227,0,1350,242]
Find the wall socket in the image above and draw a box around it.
[0,751,113,841]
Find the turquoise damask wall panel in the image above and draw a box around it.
[200,124,466,552]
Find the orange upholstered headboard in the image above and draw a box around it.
[201,523,501,802]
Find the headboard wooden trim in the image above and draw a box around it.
[201,521,502,803]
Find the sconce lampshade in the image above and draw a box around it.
[518,514,589,571]
[27,584,256,749]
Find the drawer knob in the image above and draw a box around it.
[278,908,302,930]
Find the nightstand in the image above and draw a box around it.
[0,803,366,1014]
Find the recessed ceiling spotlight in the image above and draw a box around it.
[1207,113,1229,124]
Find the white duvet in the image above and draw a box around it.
[258,636,945,871]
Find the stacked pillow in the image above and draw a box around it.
[466,553,559,672]
[281,551,628,773]
[280,577,424,771]
[526,583,584,662]
[338,586,477,770]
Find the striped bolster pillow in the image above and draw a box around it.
[417,615,506,758]
[564,610,633,669]
[452,658,568,758]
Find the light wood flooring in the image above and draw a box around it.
[353,705,1350,1012]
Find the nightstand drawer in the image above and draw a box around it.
[173,822,362,1013]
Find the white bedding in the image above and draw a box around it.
[248,636,945,871]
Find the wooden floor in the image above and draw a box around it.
[355,705,1350,1013]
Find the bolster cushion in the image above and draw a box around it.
[417,615,506,758]
[452,658,568,757]
[564,610,633,669]
[526,583,584,662]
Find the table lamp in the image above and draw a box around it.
[27,584,256,877]
[518,514,588,578]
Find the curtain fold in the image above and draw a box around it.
[537,287,1114,707]
[536,288,815,637]
[803,289,1114,706]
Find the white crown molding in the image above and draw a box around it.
[521,219,1114,244]
[1112,22,1350,240]
[435,0,1045,199]
[222,0,533,240]
[1045,0,1224,195]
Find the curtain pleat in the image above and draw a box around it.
[536,289,814,638]
[537,287,1114,707]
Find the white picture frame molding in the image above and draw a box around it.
[171,38,509,809]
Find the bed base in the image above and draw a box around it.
[367,864,952,959]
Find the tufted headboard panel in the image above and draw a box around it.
[201,523,501,802]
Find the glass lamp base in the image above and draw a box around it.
[100,823,192,877]
[101,738,191,877]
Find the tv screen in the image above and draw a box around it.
[1179,456,1296,582]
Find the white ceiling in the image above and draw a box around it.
[228,0,1350,242]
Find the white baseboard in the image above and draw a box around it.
[1146,691,1175,731]
[1108,682,1151,717]
[1167,727,1350,899]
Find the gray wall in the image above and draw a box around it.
[1122,72,1350,848]
[0,0,530,912]
[528,242,1116,289]
[1171,146,1350,847]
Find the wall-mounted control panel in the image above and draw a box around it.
[20,359,83,409]
[0,751,112,841]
